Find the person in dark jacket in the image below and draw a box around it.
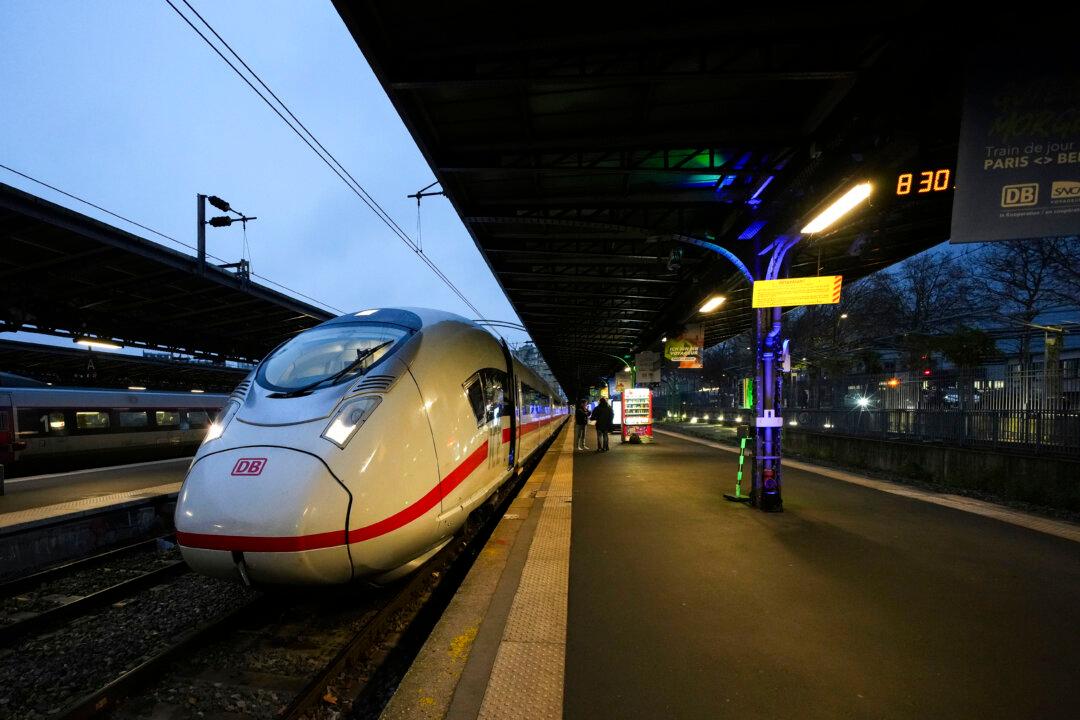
[590,397,613,451]
[574,399,590,450]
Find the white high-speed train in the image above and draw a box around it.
[175,308,566,585]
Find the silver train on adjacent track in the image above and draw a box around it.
[0,381,226,476]
[175,308,567,585]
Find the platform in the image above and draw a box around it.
[0,458,188,533]
[381,425,1080,719]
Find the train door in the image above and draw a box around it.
[479,369,510,474]
[0,393,12,468]
[499,340,517,469]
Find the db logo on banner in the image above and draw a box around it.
[231,458,267,476]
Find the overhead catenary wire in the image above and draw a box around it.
[163,0,487,322]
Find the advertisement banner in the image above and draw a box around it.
[664,324,704,369]
[635,351,661,384]
[614,371,633,394]
[951,54,1080,243]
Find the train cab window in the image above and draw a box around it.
[76,411,110,432]
[464,375,486,426]
[154,410,180,428]
[117,411,149,429]
[185,410,211,429]
[258,323,410,393]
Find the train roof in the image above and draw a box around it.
[3,386,227,407]
[319,307,471,331]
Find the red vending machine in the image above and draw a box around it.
[620,388,653,443]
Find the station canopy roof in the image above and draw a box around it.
[0,182,334,374]
[335,3,973,392]
[0,339,247,393]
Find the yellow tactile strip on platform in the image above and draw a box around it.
[477,430,574,720]
[0,482,182,531]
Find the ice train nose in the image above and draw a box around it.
[175,447,352,584]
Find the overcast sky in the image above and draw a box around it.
[0,1,530,347]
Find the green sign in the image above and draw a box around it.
[664,339,695,361]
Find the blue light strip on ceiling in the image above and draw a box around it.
[747,175,775,206]
[674,235,753,284]
[738,220,767,240]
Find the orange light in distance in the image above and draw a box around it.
[886,377,901,388]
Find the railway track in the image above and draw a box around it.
[0,535,175,599]
[0,535,188,647]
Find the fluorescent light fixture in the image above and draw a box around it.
[840,313,849,319]
[75,337,122,350]
[699,296,726,313]
[190,389,205,394]
[800,182,872,234]
[355,309,379,316]
[789,419,799,426]
[128,386,146,391]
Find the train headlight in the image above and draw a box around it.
[203,401,240,444]
[322,396,382,448]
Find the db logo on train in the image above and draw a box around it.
[231,458,268,476]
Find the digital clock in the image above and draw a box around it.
[896,169,952,195]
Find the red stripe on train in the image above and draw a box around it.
[177,441,490,552]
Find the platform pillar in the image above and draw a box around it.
[751,305,784,511]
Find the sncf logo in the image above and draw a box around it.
[231,458,267,476]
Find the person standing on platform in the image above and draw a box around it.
[574,399,590,450]
[591,397,613,452]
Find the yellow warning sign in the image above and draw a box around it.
[751,276,843,308]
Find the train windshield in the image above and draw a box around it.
[258,323,409,392]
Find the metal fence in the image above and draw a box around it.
[654,366,1080,457]
[787,368,1080,413]
[786,408,1080,457]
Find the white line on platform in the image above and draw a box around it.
[0,482,183,530]
[3,457,193,486]
[654,427,1080,544]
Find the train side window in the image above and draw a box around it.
[463,374,485,426]
[154,410,180,428]
[118,411,149,429]
[185,410,210,429]
[17,409,64,437]
[75,411,110,433]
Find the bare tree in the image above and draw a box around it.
[975,240,1062,373]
